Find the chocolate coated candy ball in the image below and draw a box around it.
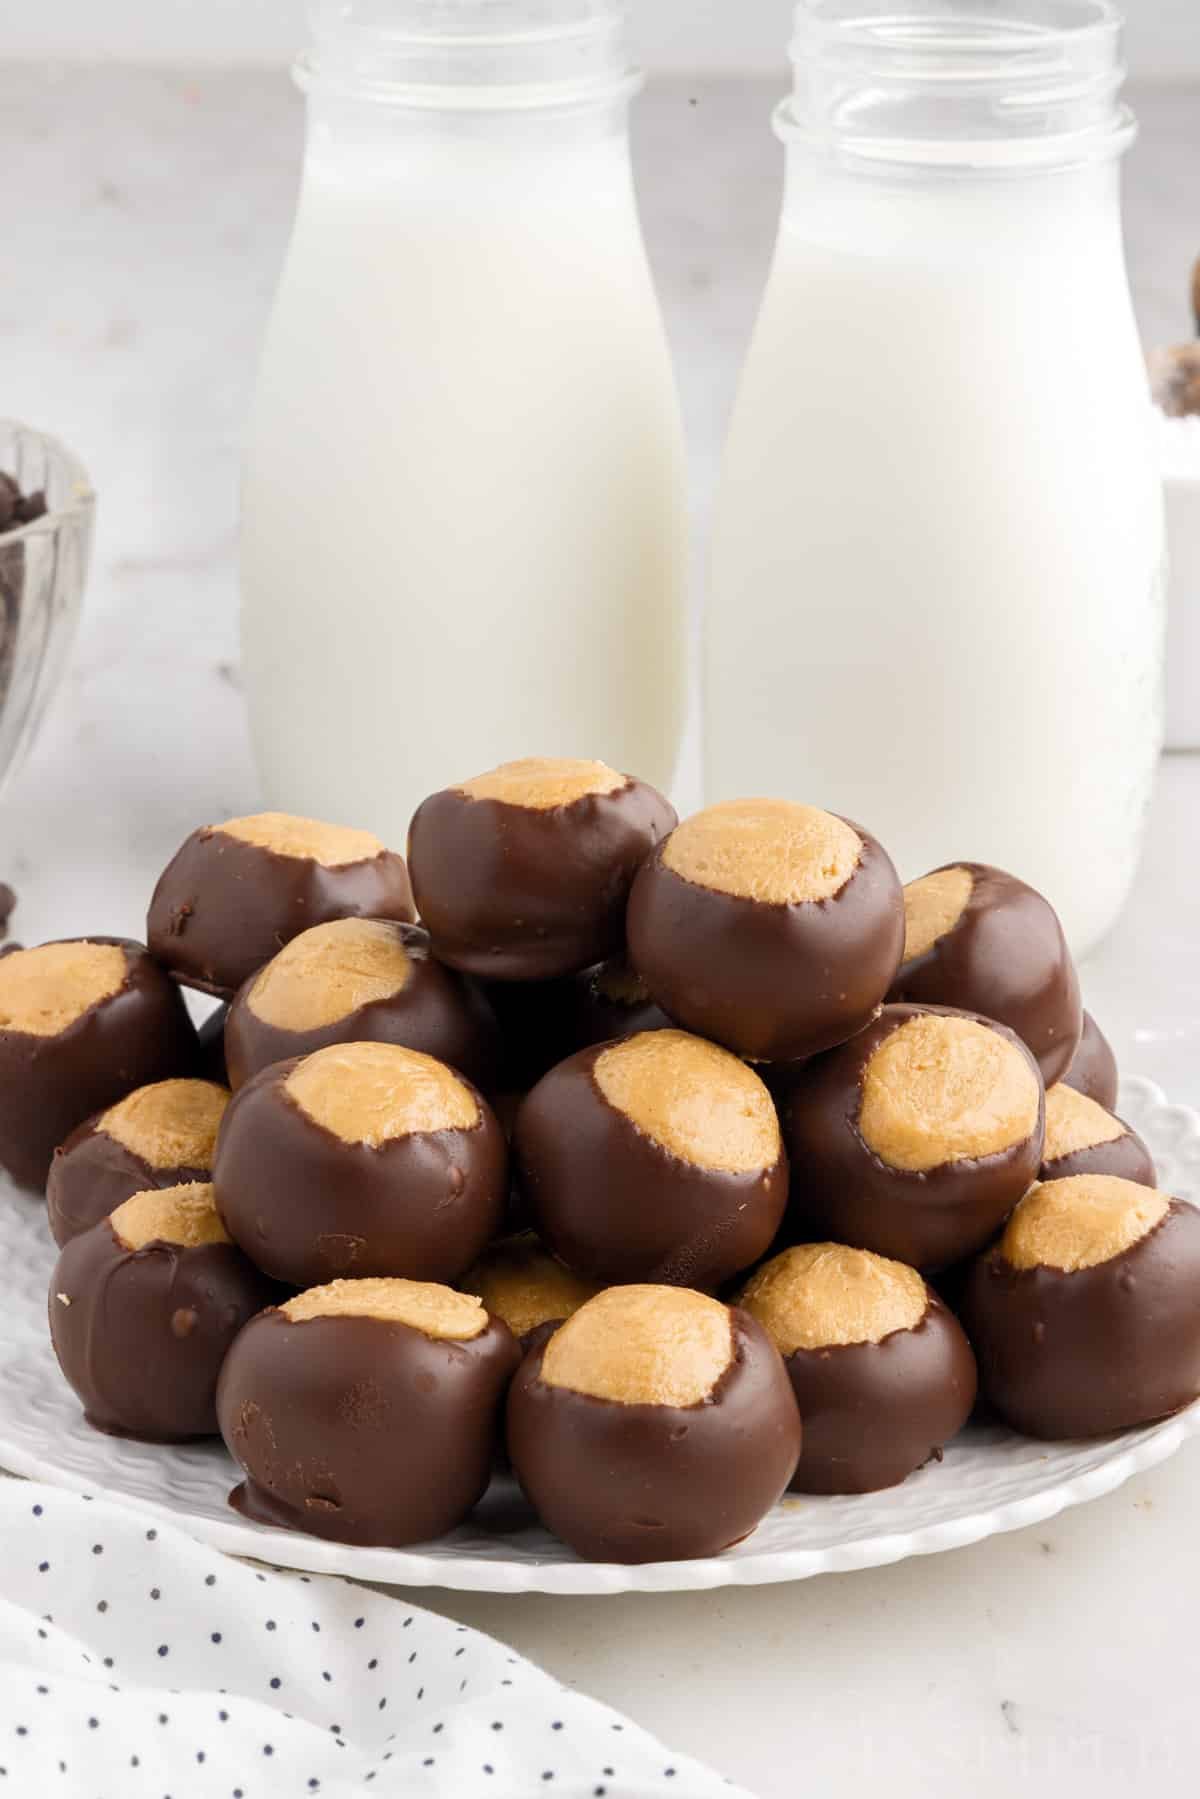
[147,811,415,997]
[785,1003,1045,1271]
[218,1278,520,1547]
[886,863,1082,1086]
[223,917,499,1091]
[49,1182,276,1441]
[627,799,904,1062]
[214,1041,507,1288]
[407,758,676,982]
[963,1176,1200,1439]
[507,1286,801,1562]
[514,1028,787,1288]
[1039,1084,1154,1186]
[0,938,199,1190]
[47,1077,230,1246]
[738,1244,976,1493]
[1060,1010,1119,1111]
[459,1232,603,1348]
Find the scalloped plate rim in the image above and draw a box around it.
[0,1073,1196,1595]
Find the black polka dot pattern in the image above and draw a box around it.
[0,1485,736,1797]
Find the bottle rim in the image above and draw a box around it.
[778,0,1137,173]
[297,0,641,111]
[793,0,1124,54]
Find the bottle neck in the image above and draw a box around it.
[298,0,640,114]
[778,0,1135,179]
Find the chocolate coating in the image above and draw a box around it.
[147,826,415,997]
[887,863,1082,1087]
[213,1058,508,1288]
[626,820,904,1063]
[784,1004,1045,1272]
[196,1004,229,1084]
[963,1199,1200,1439]
[1039,1110,1156,1188]
[47,1087,227,1247]
[513,1043,788,1288]
[1061,1011,1119,1110]
[507,1309,801,1562]
[218,1305,520,1547]
[407,774,676,982]
[779,1300,976,1494]
[49,1220,276,1442]
[223,923,500,1092]
[0,938,198,1191]
[560,954,675,1051]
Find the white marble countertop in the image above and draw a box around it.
[2,64,1199,1799]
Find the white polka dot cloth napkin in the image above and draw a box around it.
[0,1482,749,1799]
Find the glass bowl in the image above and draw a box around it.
[0,421,95,795]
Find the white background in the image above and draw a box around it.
[1,0,1196,75]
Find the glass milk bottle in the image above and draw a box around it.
[708,0,1165,955]
[241,1,687,841]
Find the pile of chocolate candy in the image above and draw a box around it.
[2,757,1198,1565]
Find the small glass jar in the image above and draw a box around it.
[240,0,688,843]
[0,421,94,796]
[709,0,1164,955]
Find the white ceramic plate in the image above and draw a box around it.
[1,1076,1197,1595]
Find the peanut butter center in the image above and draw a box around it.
[459,1233,601,1340]
[739,1242,928,1351]
[541,1285,733,1407]
[661,799,861,905]
[1043,1084,1125,1161]
[858,1012,1041,1173]
[593,1029,780,1174]
[901,866,974,964]
[1002,1175,1169,1273]
[457,757,627,810]
[213,812,384,867]
[282,1277,488,1339]
[111,1182,230,1251]
[247,918,413,1030]
[99,1079,229,1170]
[284,1041,478,1147]
[0,941,129,1037]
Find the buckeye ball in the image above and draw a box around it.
[964,1176,1200,1439]
[1061,1011,1120,1111]
[48,1077,230,1246]
[514,1029,787,1288]
[49,1183,276,1442]
[407,757,676,981]
[217,1278,520,1547]
[0,938,198,1190]
[785,1004,1045,1271]
[223,917,499,1091]
[886,863,1082,1086]
[213,1040,507,1288]
[626,799,904,1062]
[738,1244,976,1493]
[1039,1084,1155,1186]
[147,811,415,997]
[460,1232,603,1348]
[507,1286,801,1562]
